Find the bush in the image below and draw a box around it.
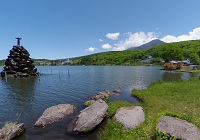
[163,63,183,70]
[176,62,183,69]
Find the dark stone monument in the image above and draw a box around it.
[1,37,38,77]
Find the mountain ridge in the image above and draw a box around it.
[127,39,166,50]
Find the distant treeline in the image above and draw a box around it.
[71,50,147,65]
[72,40,200,65]
[0,60,5,66]
[1,40,200,66]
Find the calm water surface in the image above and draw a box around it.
[0,66,197,140]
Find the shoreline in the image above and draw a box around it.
[99,77,200,139]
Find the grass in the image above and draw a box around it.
[2,113,21,129]
[174,66,200,73]
[106,100,136,117]
[175,68,200,73]
[3,122,17,128]
[99,77,200,140]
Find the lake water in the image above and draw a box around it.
[0,66,197,140]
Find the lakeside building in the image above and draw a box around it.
[61,58,73,65]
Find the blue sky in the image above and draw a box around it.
[0,0,200,60]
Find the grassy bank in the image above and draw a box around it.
[99,77,200,140]
[175,68,200,73]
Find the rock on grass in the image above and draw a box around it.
[157,116,200,139]
[114,106,145,129]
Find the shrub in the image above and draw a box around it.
[163,63,183,70]
[176,62,183,69]
[163,63,175,70]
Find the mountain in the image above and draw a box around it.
[127,39,166,50]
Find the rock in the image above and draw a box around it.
[88,89,122,102]
[84,100,95,106]
[88,91,112,101]
[34,104,75,127]
[68,99,108,133]
[89,94,106,100]
[114,106,145,129]
[113,89,122,93]
[0,123,25,140]
[98,91,111,98]
[88,95,96,100]
[157,116,200,140]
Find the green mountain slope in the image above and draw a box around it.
[72,40,200,65]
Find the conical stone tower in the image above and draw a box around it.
[1,37,38,77]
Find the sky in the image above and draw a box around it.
[0,0,200,60]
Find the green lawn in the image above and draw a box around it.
[99,77,200,140]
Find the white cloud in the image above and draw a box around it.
[85,47,97,52]
[106,27,200,51]
[161,27,200,43]
[112,32,157,51]
[106,32,120,40]
[99,39,103,42]
[102,43,112,49]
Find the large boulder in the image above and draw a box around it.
[34,104,75,127]
[157,116,200,140]
[0,123,25,140]
[67,99,108,133]
[114,106,145,129]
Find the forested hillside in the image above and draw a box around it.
[1,40,200,66]
[147,40,200,64]
[72,40,200,65]
[72,50,148,65]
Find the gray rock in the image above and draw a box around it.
[89,94,107,100]
[113,89,122,93]
[114,106,145,129]
[98,91,112,98]
[68,99,108,133]
[0,123,25,140]
[157,116,200,140]
[34,104,75,127]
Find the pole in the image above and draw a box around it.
[38,73,40,82]
[5,71,7,82]
[68,69,70,77]
[59,71,60,79]
[61,68,63,76]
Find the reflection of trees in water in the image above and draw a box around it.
[7,76,37,98]
[162,72,183,81]
[3,77,38,123]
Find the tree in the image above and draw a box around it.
[161,44,183,62]
[189,51,199,64]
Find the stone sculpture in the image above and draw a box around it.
[1,37,38,77]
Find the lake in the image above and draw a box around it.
[0,66,197,140]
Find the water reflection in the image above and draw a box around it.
[0,66,197,140]
[1,77,37,125]
[162,72,183,81]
